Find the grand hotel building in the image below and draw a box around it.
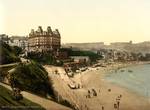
[28,26,61,52]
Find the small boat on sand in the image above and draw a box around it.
[120,70,125,72]
[128,70,133,72]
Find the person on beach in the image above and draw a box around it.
[87,90,91,98]
[117,101,120,109]
[85,104,89,110]
[108,88,111,92]
[119,94,122,98]
[115,95,121,110]
[92,89,97,96]
[85,95,87,98]
[114,103,117,110]
[102,106,104,110]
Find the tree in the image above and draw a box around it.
[12,46,22,55]
[0,41,20,64]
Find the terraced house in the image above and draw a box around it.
[28,26,61,52]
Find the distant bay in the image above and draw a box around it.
[105,64,150,98]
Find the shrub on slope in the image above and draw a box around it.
[0,85,45,110]
[9,61,54,97]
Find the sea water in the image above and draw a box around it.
[105,64,150,98]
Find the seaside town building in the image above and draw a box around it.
[9,36,28,50]
[70,56,90,64]
[97,49,134,62]
[0,34,28,50]
[0,34,9,44]
[28,26,61,52]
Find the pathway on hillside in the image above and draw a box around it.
[0,82,72,110]
[0,58,30,68]
[0,62,19,68]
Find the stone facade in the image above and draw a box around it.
[28,26,61,52]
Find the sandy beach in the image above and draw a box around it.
[44,62,150,110]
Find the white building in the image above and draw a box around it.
[70,56,90,63]
[9,36,28,50]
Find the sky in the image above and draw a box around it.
[0,0,150,44]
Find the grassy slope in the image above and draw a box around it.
[0,65,16,80]
[0,85,45,110]
[9,61,54,97]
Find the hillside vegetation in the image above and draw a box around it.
[9,61,54,97]
[0,85,45,110]
[0,41,21,64]
[27,52,54,65]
